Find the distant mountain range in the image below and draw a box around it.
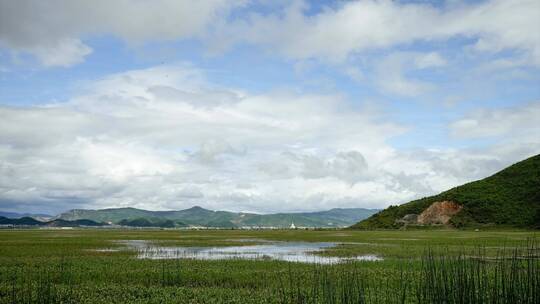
[56,206,379,228]
[0,206,378,228]
[352,154,540,229]
[0,216,103,227]
[0,211,52,221]
[5,156,538,230]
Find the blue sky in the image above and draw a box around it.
[0,0,539,214]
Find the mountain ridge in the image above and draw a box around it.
[0,211,52,221]
[56,206,379,228]
[0,216,103,227]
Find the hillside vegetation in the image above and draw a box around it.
[352,154,540,229]
[0,217,103,227]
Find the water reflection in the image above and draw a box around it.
[118,240,382,264]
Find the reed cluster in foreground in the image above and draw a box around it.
[279,242,539,304]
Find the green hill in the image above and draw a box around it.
[0,211,52,220]
[351,154,540,229]
[118,218,186,228]
[0,217,105,227]
[46,219,104,227]
[57,206,379,228]
[0,216,43,226]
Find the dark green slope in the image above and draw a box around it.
[0,211,51,219]
[46,219,104,227]
[0,216,43,226]
[57,207,157,223]
[118,218,186,228]
[352,154,540,229]
[58,206,240,227]
[0,217,105,227]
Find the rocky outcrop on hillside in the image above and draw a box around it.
[417,201,462,224]
[395,214,418,225]
[395,201,463,226]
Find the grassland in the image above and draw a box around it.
[0,229,538,303]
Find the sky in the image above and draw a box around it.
[0,0,539,215]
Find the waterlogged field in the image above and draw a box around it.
[0,229,538,303]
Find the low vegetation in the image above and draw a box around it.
[0,229,537,303]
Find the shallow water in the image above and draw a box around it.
[117,240,382,264]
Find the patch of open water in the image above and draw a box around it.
[116,240,382,264]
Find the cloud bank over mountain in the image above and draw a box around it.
[1,65,538,214]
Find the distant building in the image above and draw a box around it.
[290,221,296,229]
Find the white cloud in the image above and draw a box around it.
[1,0,539,68]
[194,139,245,163]
[30,38,92,67]
[0,0,243,67]
[450,101,540,139]
[277,151,370,185]
[414,52,447,69]
[0,65,405,212]
[215,0,540,65]
[374,52,445,96]
[0,64,537,214]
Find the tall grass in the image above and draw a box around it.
[416,240,539,304]
[277,264,368,304]
[278,240,539,304]
[1,257,79,304]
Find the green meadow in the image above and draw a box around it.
[0,229,538,303]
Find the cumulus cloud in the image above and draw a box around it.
[374,52,446,96]
[414,52,447,69]
[0,64,537,214]
[215,0,540,65]
[450,101,540,139]
[1,0,539,68]
[30,38,92,67]
[275,151,370,185]
[0,64,404,213]
[194,139,245,164]
[0,0,243,66]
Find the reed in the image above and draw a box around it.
[278,240,539,304]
